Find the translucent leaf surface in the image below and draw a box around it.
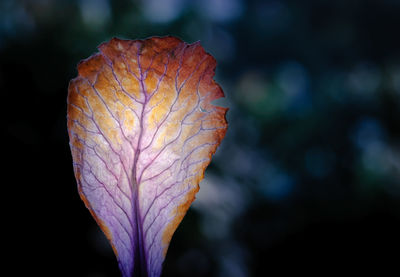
[67,36,228,277]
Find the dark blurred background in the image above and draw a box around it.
[3,0,400,276]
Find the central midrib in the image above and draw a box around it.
[131,47,149,277]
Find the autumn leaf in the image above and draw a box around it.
[67,36,228,277]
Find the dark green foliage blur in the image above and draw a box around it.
[3,0,400,276]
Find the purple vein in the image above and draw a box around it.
[139,48,207,163]
[148,53,170,98]
[137,103,197,185]
[130,41,149,277]
[79,159,134,247]
[71,111,136,237]
[142,54,209,154]
[84,73,134,151]
[143,50,161,80]
[100,52,144,106]
[180,142,218,167]
[73,83,133,199]
[140,158,180,184]
[144,184,191,243]
[141,163,202,234]
[142,125,209,230]
[138,46,188,152]
[83,166,134,246]
[100,68,141,125]
[146,184,193,270]
[137,66,209,183]
[74,133,132,202]
[143,55,170,112]
[140,168,179,225]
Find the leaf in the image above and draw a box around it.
[67,36,228,277]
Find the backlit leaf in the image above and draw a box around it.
[67,36,228,277]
